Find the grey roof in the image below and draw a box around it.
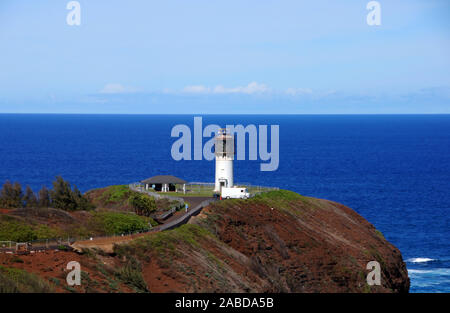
[141,175,187,184]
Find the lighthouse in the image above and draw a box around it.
[214,128,234,192]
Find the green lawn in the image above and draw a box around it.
[160,191,215,197]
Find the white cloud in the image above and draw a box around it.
[100,83,138,94]
[181,82,270,95]
[285,88,313,96]
[182,85,211,94]
[213,82,270,94]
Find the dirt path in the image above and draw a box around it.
[71,232,151,254]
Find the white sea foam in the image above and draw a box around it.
[407,257,436,263]
[408,268,450,276]
[408,269,432,274]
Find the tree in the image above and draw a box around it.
[0,180,23,208]
[129,193,156,217]
[38,186,51,208]
[23,186,38,208]
[49,176,93,211]
[50,176,77,211]
[73,185,94,211]
[0,181,12,208]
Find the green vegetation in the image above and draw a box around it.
[375,229,385,240]
[0,177,94,211]
[32,224,62,240]
[115,224,213,259]
[195,211,223,235]
[90,211,153,235]
[248,189,313,217]
[114,224,225,279]
[99,185,131,204]
[164,184,278,197]
[0,181,23,208]
[0,215,35,242]
[0,210,157,242]
[88,185,182,216]
[89,185,176,214]
[37,186,51,207]
[162,190,214,197]
[154,197,183,212]
[128,192,157,217]
[0,215,62,242]
[0,266,54,293]
[253,189,306,203]
[208,189,304,212]
[115,257,148,292]
[166,183,214,197]
[0,192,159,241]
[57,245,69,251]
[23,186,38,208]
[51,176,94,211]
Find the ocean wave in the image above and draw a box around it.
[408,268,450,276]
[408,269,432,274]
[407,257,436,263]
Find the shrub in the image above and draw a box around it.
[90,212,151,235]
[128,193,156,217]
[0,215,62,242]
[0,216,36,242]
[115,224,213,258]
[0,266,53,293]
[33,224,61,240]
[101,185,131,204]
[115,257,148,292]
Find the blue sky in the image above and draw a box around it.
[0,0,449,113]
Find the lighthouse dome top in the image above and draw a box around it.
[217,128,233,137]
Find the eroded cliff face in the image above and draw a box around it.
[115,190,409,293]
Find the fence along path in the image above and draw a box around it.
[129,183,185,205]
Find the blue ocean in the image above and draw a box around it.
[0,114,448,293]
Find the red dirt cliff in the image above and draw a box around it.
[113,190,409,293]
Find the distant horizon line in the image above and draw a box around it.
[0,113,449,116]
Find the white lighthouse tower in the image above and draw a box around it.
[214,128,234,193]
